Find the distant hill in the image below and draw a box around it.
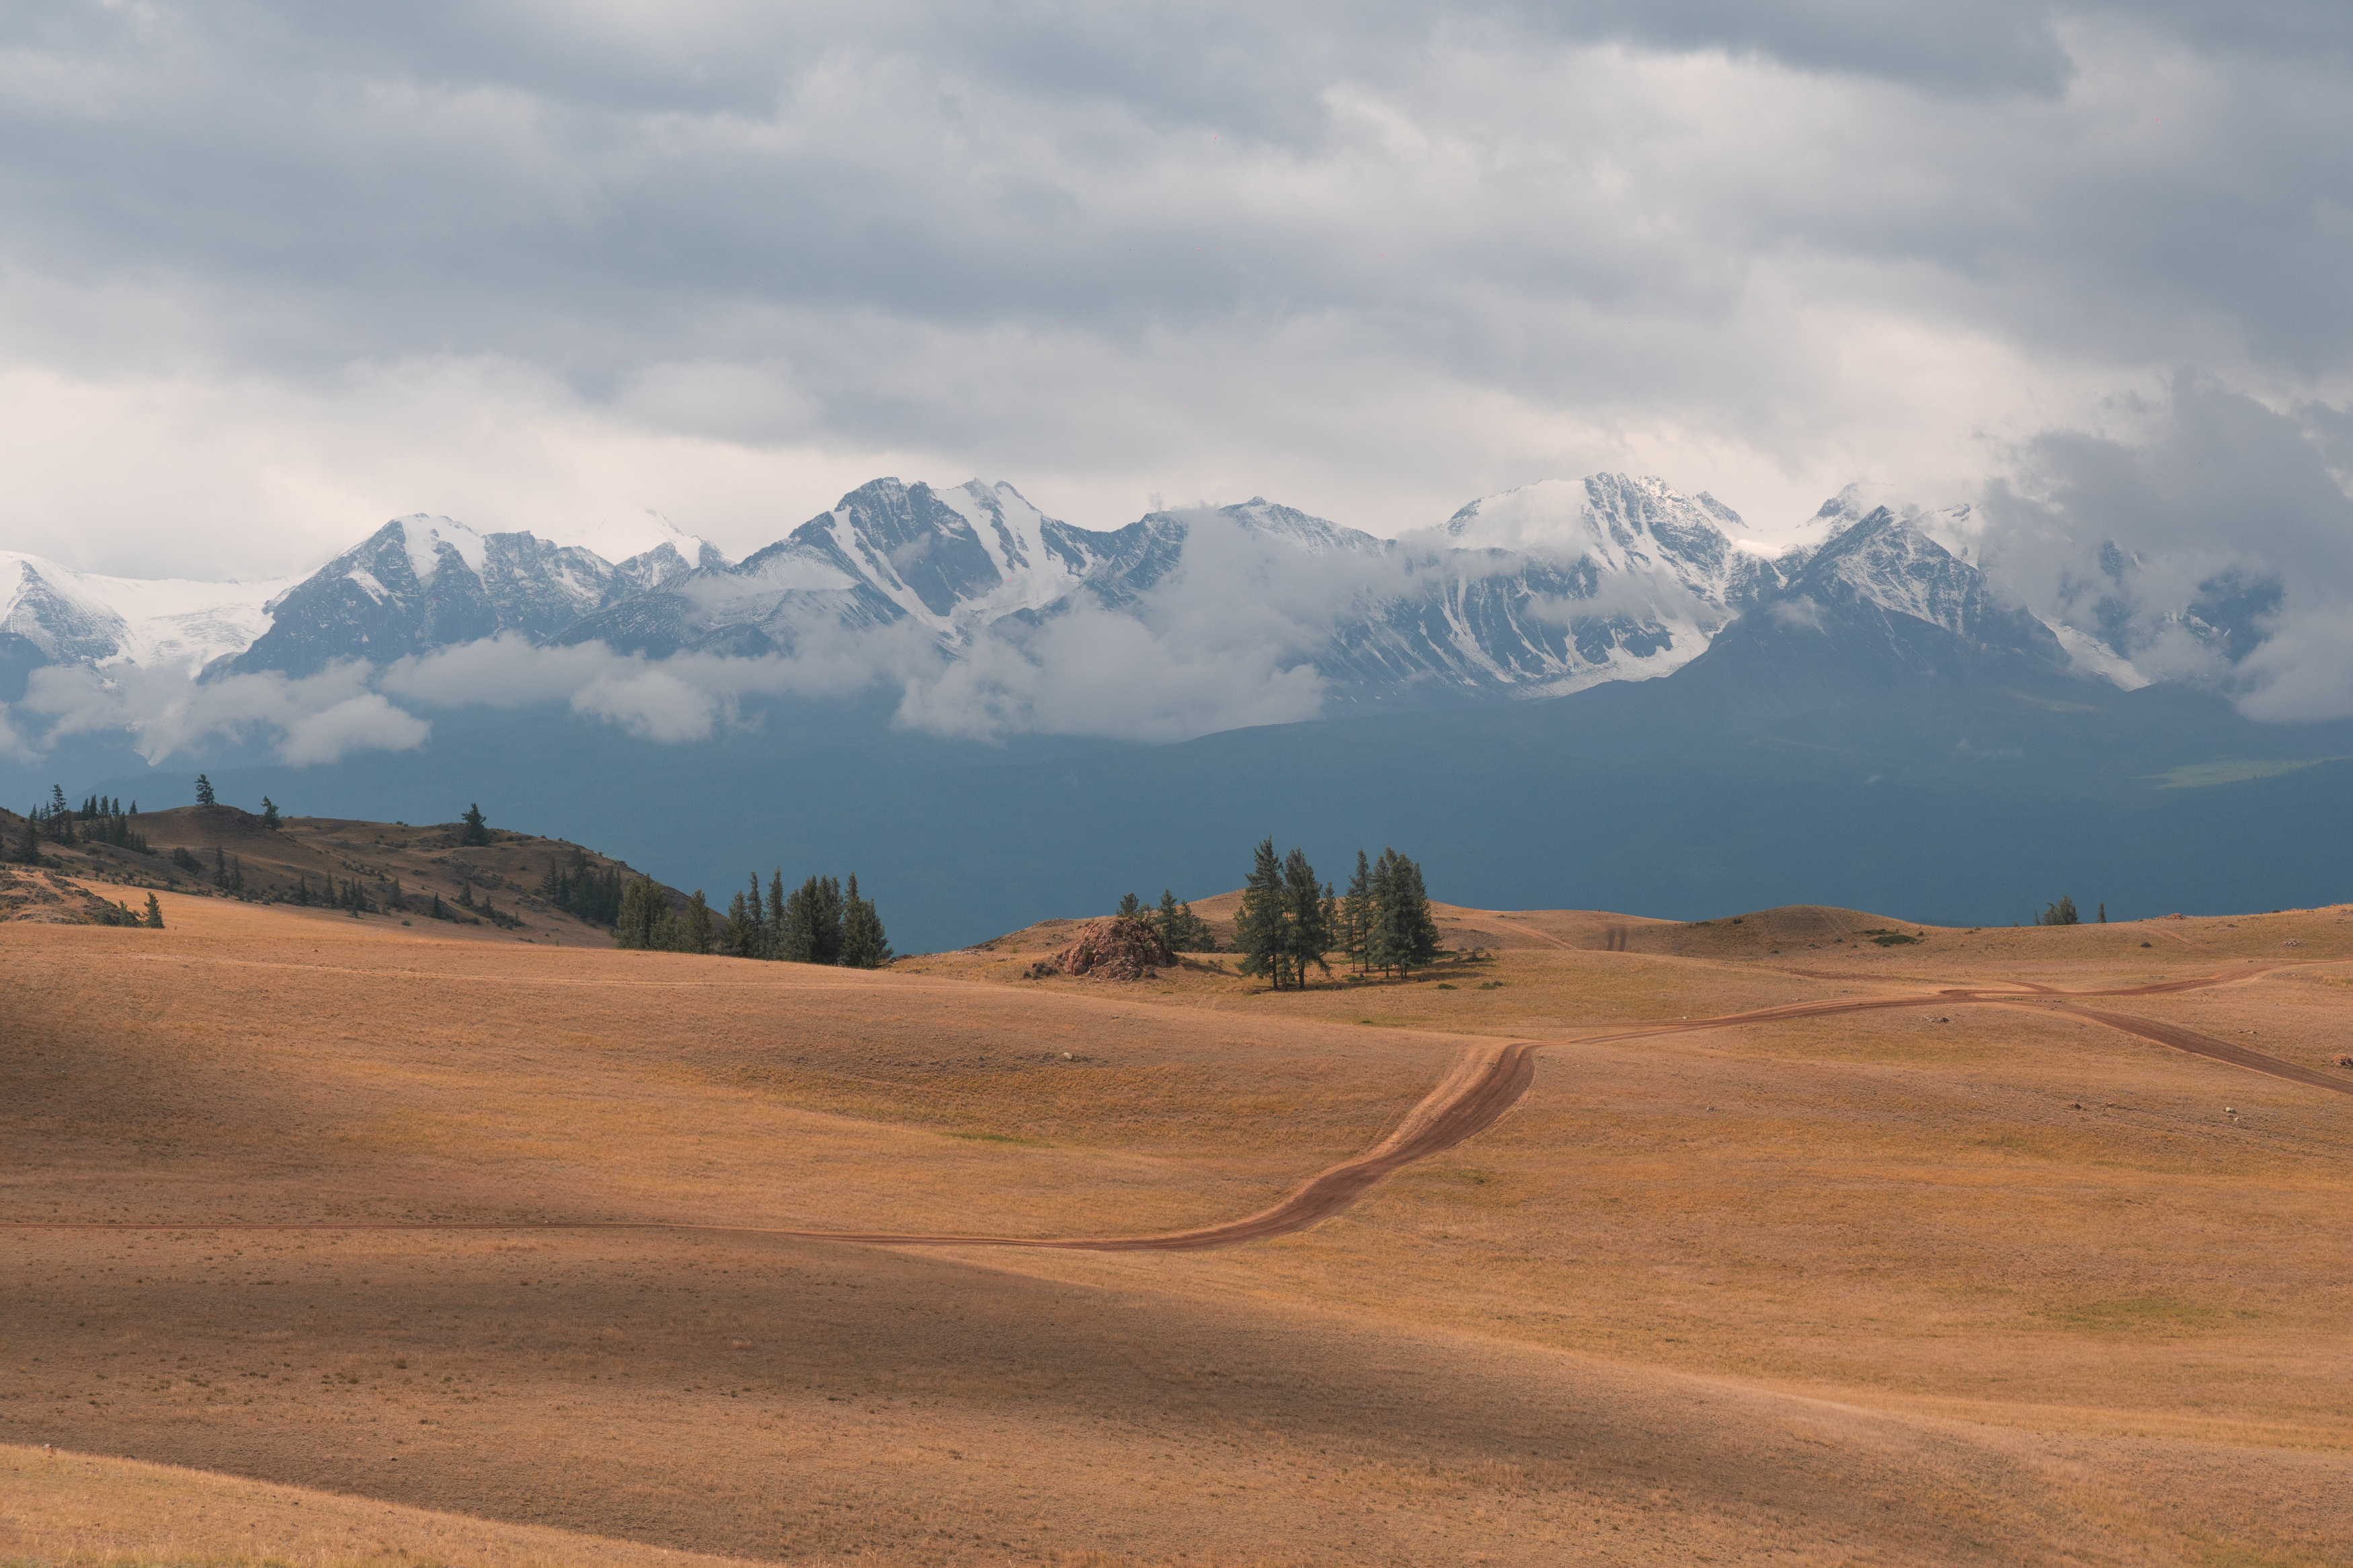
[0,802,690,941]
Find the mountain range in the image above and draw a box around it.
[21,468,2331,951]
[0,472,2106,714]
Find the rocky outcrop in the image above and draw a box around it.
[1049,915,1174,981]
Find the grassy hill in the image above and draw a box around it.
[0,802,688,944]
[5,881,2352,1564]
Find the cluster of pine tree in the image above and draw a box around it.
[1232,839,1336,990]
[17,786,149,858]
[1230,840,1441,991]
[289,871,386,915]
[717,870,892,967]
[1340,848,1441,977]
[1115,890,1219,951]
[539,847,626,925]
[614,876,715,953]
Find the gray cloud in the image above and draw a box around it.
[1977,375,2353,717]
[2,1,2350,631]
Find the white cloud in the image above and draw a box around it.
[15,660,427,764]
[278,694,432,764]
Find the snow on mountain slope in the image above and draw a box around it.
[1,472,2149,737]
[0,552,291,675]
[1280,473,1795,702]
[229,514,666,677]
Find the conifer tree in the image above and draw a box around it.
[2097,902,2107,923]
[50,784,67,816]
[1154,889,1217,952]
[1397,856,1440,972]
[1117,891,1145,919]
[194,774,216,806]
[838,874,892,968]
[613,874,663,949]
[1365,848,1403,977]
[143,893,165,929]
[459,803,490,846]
[1279,848,1330,986]
[15,817,40,866]
[261,796,280,829]
[683,891,714,954]
[1341,850,1373,973]
[779,875,845,964]
[1234,837,1289,989]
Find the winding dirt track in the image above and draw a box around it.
[9,962,2346,1253]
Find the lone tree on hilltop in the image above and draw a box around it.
[2038,895,2080,927]
[194,774,216,807]
[260,796,280,829]
[459,803,491,846]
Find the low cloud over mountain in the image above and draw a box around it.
[10,444,2314,768]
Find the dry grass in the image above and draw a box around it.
[5,886,2353,1566]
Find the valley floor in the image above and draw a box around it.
[5,889,2353,1566]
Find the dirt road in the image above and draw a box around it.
[8,963,2344,1255]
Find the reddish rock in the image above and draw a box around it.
[1049,915,1174,981]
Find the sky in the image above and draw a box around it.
[3,1,2350,586]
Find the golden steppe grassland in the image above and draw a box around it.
[5,876,2353,1568]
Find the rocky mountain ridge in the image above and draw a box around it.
[1,474,2115,712]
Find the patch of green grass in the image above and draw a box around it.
[2039,1292,2249,1337]
[1434,983,1457,990]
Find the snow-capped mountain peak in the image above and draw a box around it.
[1782,481,1983,567]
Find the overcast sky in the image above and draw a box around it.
[5,1,2352,581]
